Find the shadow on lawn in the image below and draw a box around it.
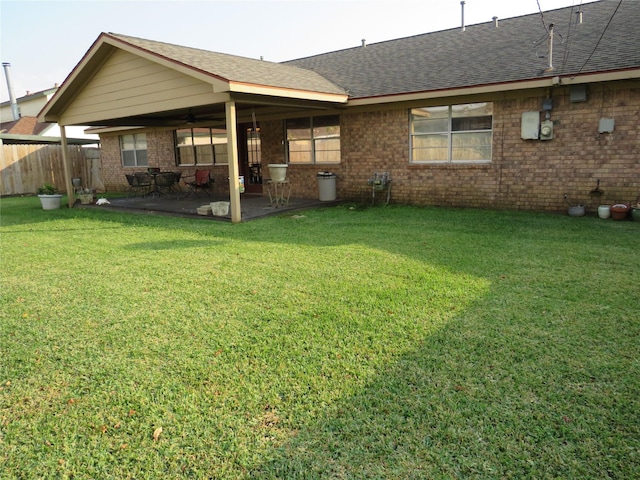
[247,296,638,479]
[246,302,514,478]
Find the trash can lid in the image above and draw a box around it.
[317,171,336,177]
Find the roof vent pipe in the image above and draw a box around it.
[576,9,583,24]
[361,39,366,48]
[461,1,466,31]
[545,23,555,72]
[2,62,20,121]
[493,16,499,28]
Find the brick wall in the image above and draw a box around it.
[260,80,638,212]
[98,80,639,213]
[99,129,231,192]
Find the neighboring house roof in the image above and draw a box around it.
[286,0,640,99]
[0,116,51,135]
[0,86,57,109]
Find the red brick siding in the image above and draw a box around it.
[99,129,233,192]
[98,81,639,212]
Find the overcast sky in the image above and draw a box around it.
[1,0,595,104]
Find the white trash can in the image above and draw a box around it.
[316,172,337,201]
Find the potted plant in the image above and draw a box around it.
[631,202,640,222]
[78,188,94,205]
[610,203,630,221]
[37,183,63,210]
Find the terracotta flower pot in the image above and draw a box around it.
[610,203,630,220]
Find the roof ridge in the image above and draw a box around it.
[284,0,605,63]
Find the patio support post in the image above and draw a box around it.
[60,126,75,208]
[225,100,241,223]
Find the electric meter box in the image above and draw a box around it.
[521,111,540,139]
[540,119,554,140]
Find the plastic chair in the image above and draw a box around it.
[183,170,213,197]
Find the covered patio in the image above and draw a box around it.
[81,193,340,222]
[38,33,348,223]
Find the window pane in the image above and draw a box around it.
[134,134,147,150]
[315,138,340,152]
[247,129,261,165]
[177,146,195,165]
[288,139,311,153]
[413,148,449,162]
[176,129,193,147]
[122,151,136,167]
[452,116,492,131]
[121,135,135,150]
[193,128,212,145]
[214,144,228,164]
[411,107,449,134]
[195,145,213,165]
[412,133,449,162]
[315,138,340,163]
[286,118,311,137]
[452,132,492,161]
[452,103,492,131]
[135,150,148,166]
[315,150,341,164]
[289,138,312,164]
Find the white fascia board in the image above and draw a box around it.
[229,82,348,104]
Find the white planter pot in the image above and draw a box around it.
[267,164,288,182]
[38,194,63,210]
[597,205,610,219]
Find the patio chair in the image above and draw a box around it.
[134,172,153,196]
[154,171,179,197]
[125,173,150,197]
[183,169,214,197]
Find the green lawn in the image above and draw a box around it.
[1,197,638,479]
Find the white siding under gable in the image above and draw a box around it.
[59,49,227,125]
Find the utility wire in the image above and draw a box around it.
[536,0,548,31]
[560,5,577,70]
[576,0,623,74]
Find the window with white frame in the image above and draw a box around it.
[120,133,148,167]
[175,128,228,166]
[286,115,340,164]
[410,103,493,163]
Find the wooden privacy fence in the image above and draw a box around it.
[0,144,101,196]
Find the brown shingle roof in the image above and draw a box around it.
[285,0,640,99]
[107,33,347,96]
[0,116,50,135]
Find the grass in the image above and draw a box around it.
[1,196,638,479]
